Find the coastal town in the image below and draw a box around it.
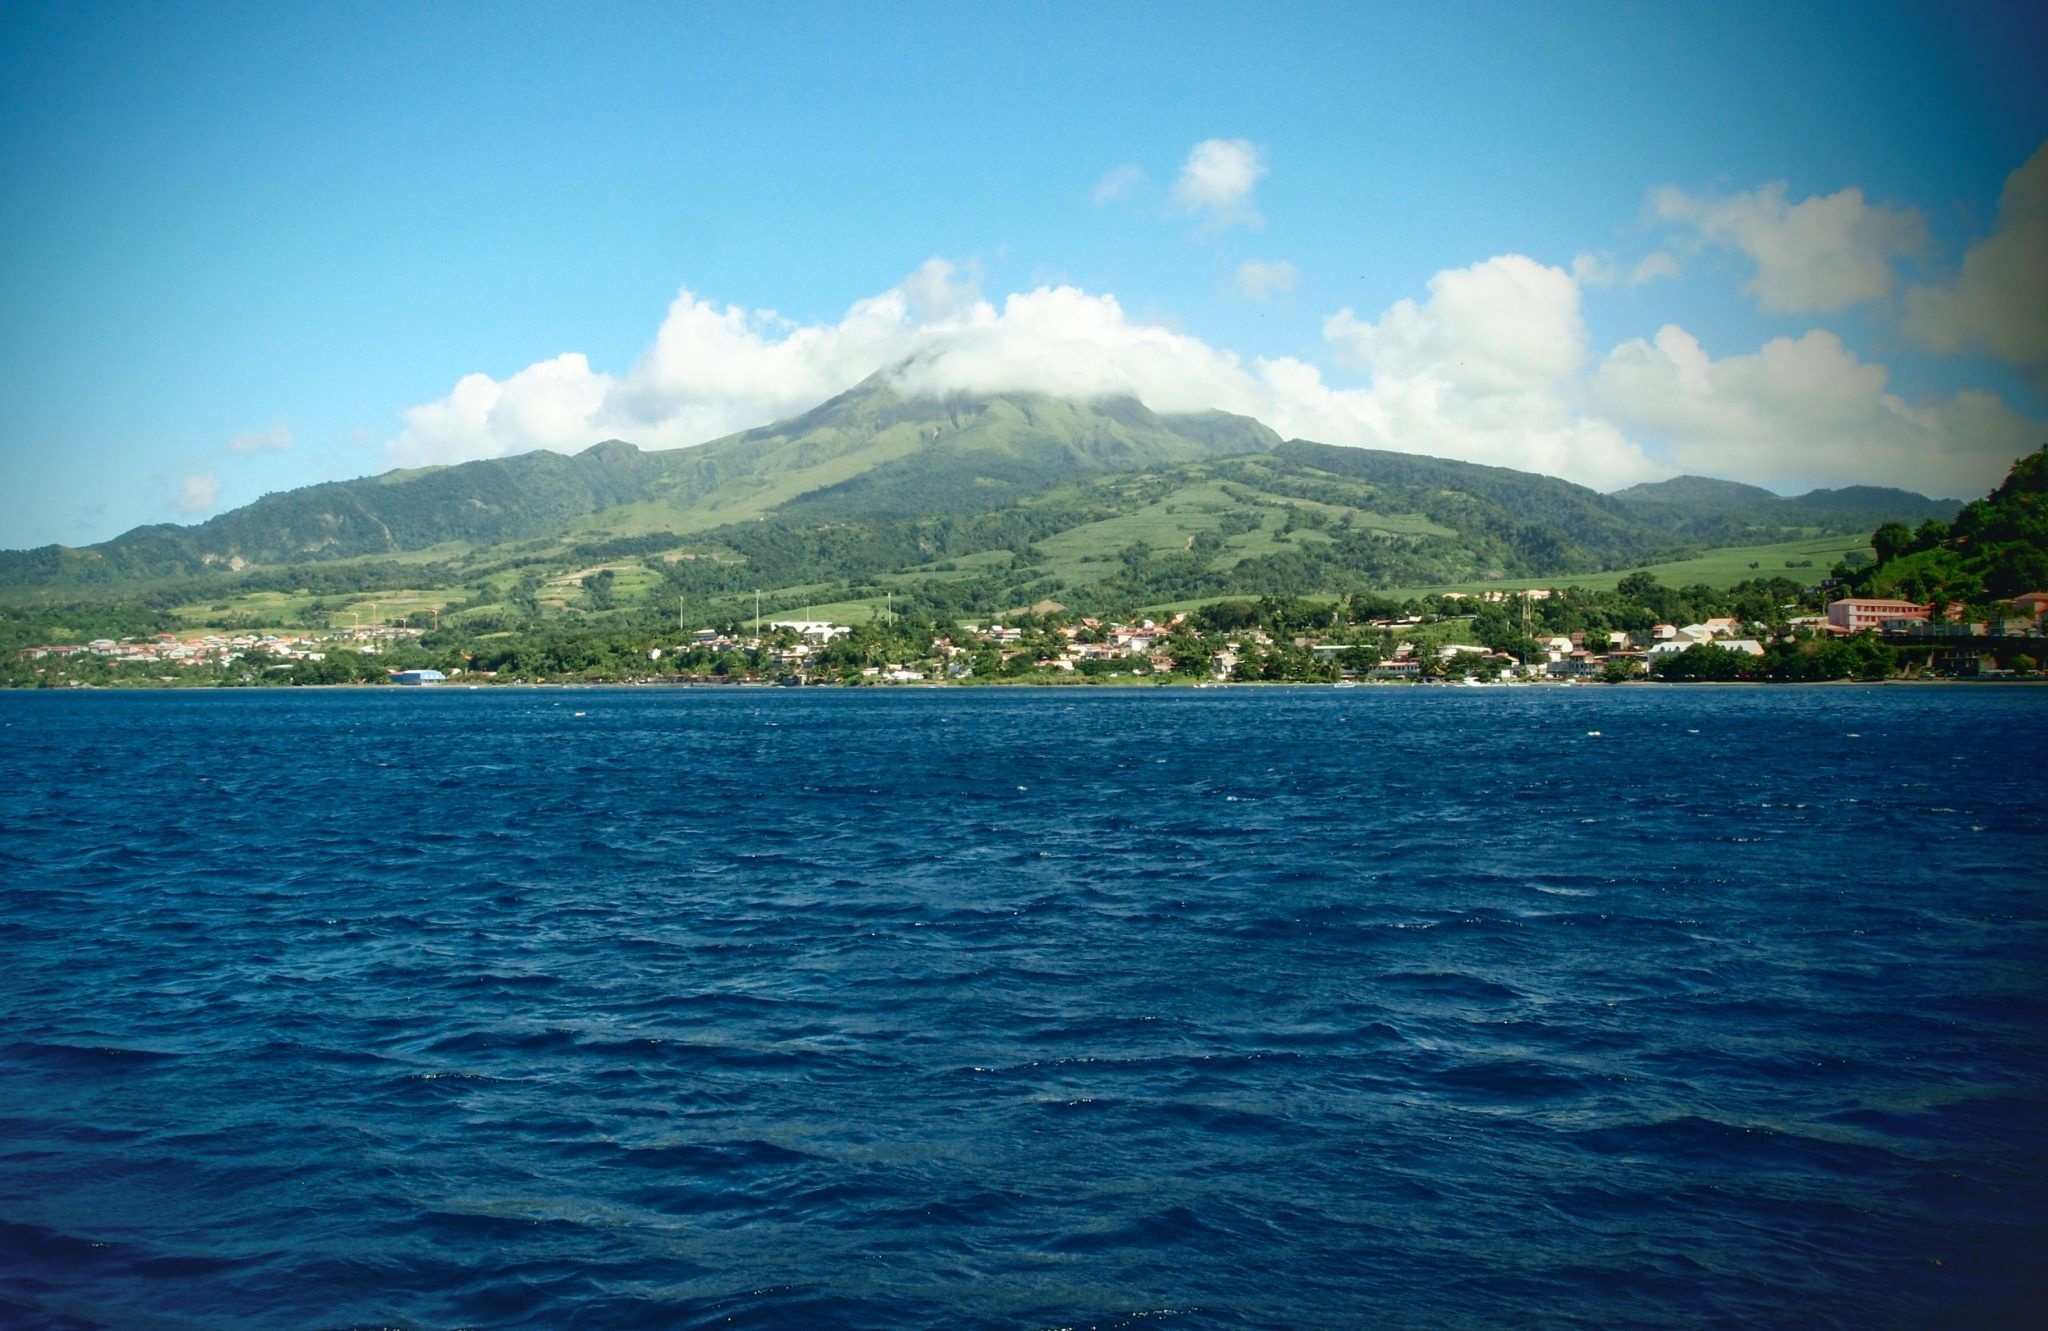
[16,590,2046,688]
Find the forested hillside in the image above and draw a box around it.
[1610,474,1957,548]
[1847,444,2048,604]
[0,374,1970,646]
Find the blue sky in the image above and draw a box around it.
[2,0,2044,549]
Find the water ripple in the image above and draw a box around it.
[1,686,2043,1330]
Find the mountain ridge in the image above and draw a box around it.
[0,376,1966,609]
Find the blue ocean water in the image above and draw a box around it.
[0,685,2042,1330]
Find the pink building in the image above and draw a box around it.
[1827,598,1930,632]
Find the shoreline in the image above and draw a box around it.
[7,675,2045,694]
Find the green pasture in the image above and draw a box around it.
[1141,534,1871,616]
[169,585,468,631]
[1387,534,1872,598]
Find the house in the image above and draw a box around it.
[1548,650,1601,678]
[1827,598,1930,632]
[2008,592,2048,617]
[770,620,847,643]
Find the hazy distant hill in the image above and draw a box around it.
[1270,440,1654,569]
[0,371,1962,614]
[1610,474,1956,547]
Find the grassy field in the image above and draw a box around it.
[1142,534,1871,615]
[787,598,887,625]
[1032,477,1444,585]
[149,528,1876,636]
[1385,533,1871,598]
[169,590,325,628]
[168,586,467,631]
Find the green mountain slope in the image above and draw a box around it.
[0,371,1971,633]
[1850,444,2048,603]
[741,388,1277,522]
[1269,440,1655,568]
[0,374,1276,589]
[1610,475,1782,509]
[1609,474,1956,547]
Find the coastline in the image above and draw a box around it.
[8,674,2045,694]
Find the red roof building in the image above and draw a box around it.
[1827,598,1931,632]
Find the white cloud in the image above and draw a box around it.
[898,255,982,320]
[176,472,219,516]
[1904,141,2048,370]
[390,253,1670,490]
[1308,255,1666,487]
[1325,254,1587,393]
[1652,181,1927,313]
[392,269,943,466]
[396,354,614,465]
[1628,250,1680,285]
[1234,258,1298,301]
[1170,138,1266,228]
[1571,253,1617,286]
[1592,324,2036,496]
[883,285,1265,413]
[390,250,2035,498]
[1092,164,1145,205]
[1575,250,1679,287]
[226,424,293,455]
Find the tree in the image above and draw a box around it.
[1339,642,1384,673]
[1872,521,1914,566]
[1616,571,1661,600]
[1650,642,1753,682]
[1166,631,1211,676]
[1195,599,1259,633]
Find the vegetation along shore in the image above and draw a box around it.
[5,383,2043,691]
